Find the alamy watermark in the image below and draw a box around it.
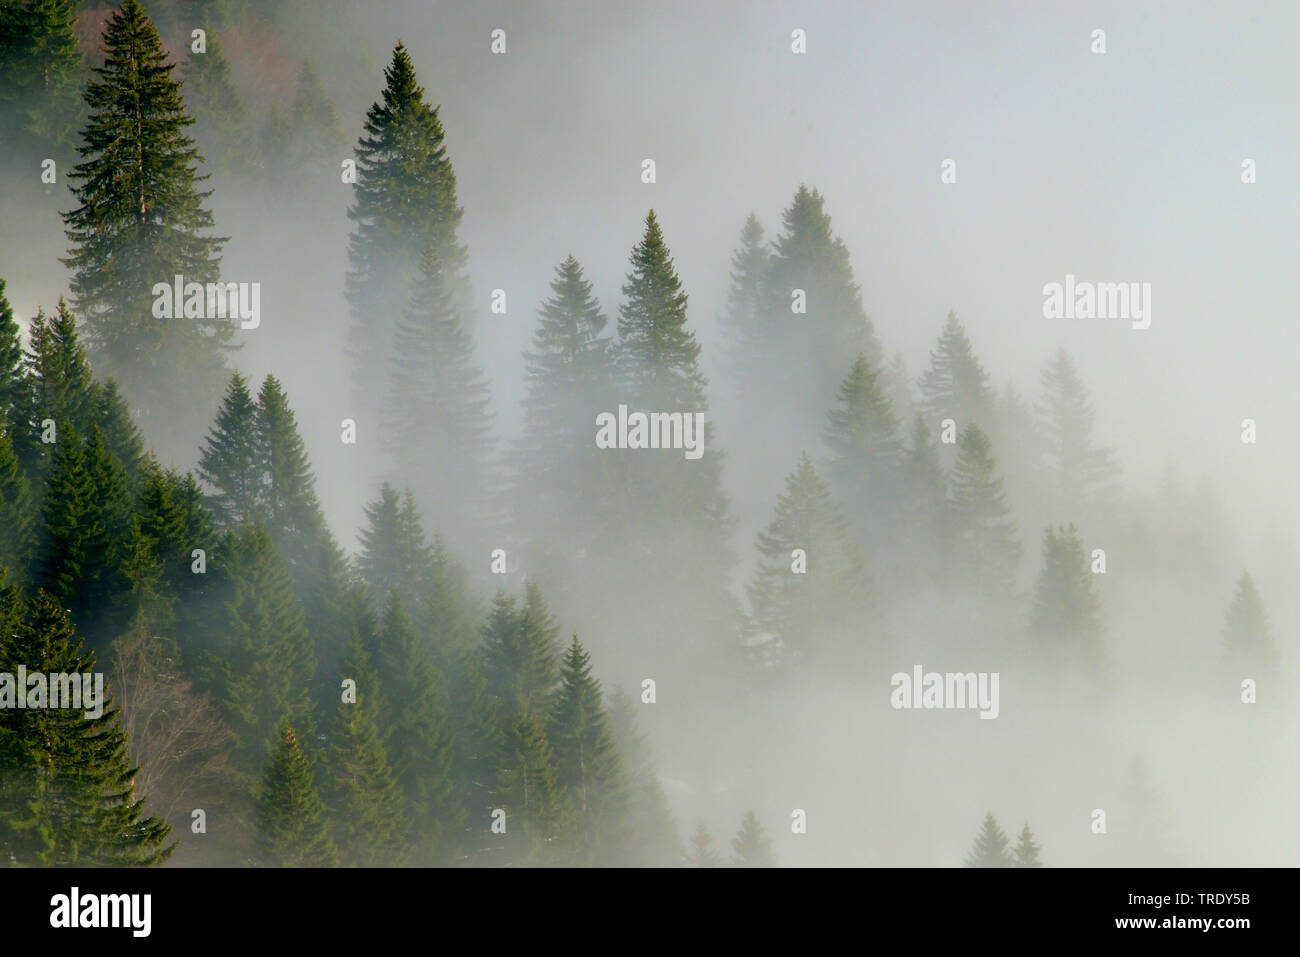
[595,404,705,459]
[0,666,105,719]
[890,664,999,719]
[1042,274,1151,329]
[152,275,261,329]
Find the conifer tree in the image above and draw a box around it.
[884,351,915,426]
[381,243,494,552]
[898,415,948,576]
[198,523,314,771]
[0,590,173,866]
[283,59,344,181]
[35,425,136,652]
[949,424,1020,594]
[1013,822,1043,867]
[132,462,214,636]
[357,484,431,609]
[607,685,680,866]
[764,185,883,423]
[0,0,84,155]
[24,299,95,477]
[255,724,337,867]
[482,586,560,718]
[513,255,616,575]
[323,644,407,866]
[0,281,35,459]
[731,809,775,867]
[746,453,873,666]
[366,593,457,862]
[917,311,993,431]
[347,42,469,410]
[197,371,261,527]
[549,636,627,864]
[494,708,574,866]
[0,431,33,579]
[1220,572,1278,683]
[824,353,904,550]
[1030,524,1106,674]
[688,820,723,867]
[716,213,771,388]
[964,812,1012,867]
[1037,349,1120,511]
[62,0,231,450]
[183,32,253,179]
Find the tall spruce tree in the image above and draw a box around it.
[917,312,994,432]
[0,590,173,866]
[481,586,560,719]
[716,213,771,389]
[347,42,469,412]
[493,707,574,866]
[357,484,431,610]
[255,724,337,867]
[0,431,33,579]
[731,809,775,867]
[0,280,36,464]
[548,636,627,865]
[1030,524,1106,676]
[24,299,95,477]
[197,371,260,527]
[62,0,231,451]
[746,453,873,667]
[964,812,1012,867]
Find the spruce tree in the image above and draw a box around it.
[688,820,722,867]
[132,462,214,641]
[1220,572,1277,683]
[948,424,1020,595]
[380,243,494,553]
[366,593,457,863]
[823,353,903,552]
[357,484,431,610]
[24,299,96,477]
[347,42,469,411]
[0,0,84,156]
[493,708,574,866]
[606,685,680,866]
[964,812,1012,867]
[917,311,993,431]
[197,371,261,527]
[481,586,560,718]
[513,255,616,577]
[0,590,173,866]
[322,644,407,866]
[0,431,34,579]
[0,280,35,460]
[731,809,775,867]
[716,213,771,389]
[1030,524,1106,675]
[62,0,231,451]
[764,185,883,424]
[283,59,344,182]
[898,414,947,577]
[746,453,873,666]
[1013,822,1043,867]
[198,523,314,772]
[1037,349,1120,512]
[548,636,627,864]
[183,32,253,180]
[255,724,337,867]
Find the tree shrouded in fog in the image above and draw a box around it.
[1037,349,1119,512]
[716,212,771,390]
[964,812,1012,867]
[347,42,468,413]
[256,724,337,867]
[1030,523,1107,677]
[948,424,1020,597]
[1220,572,1277,687]
[62,0,230,453]
[746,452,873,666]
[1013,822,1043,867]
[918,312,993,432]
[183,32,253,181]
[731,809,775,867]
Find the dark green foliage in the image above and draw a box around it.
[493,707,574,866]
[0,431,34,580]
[548,636,627,864]
[0,590,173,866]
[746,453,873,666]
[62,0,231,455]
[731,809,775,867]
[347,43,469,408]
[255,724,337,867]
[0,0,85,155]
[964,812,1012,867]
[482,585,560,719]
[197,371,261,527]
[357,484,429,610]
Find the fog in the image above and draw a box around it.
[1,0,1296,866]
